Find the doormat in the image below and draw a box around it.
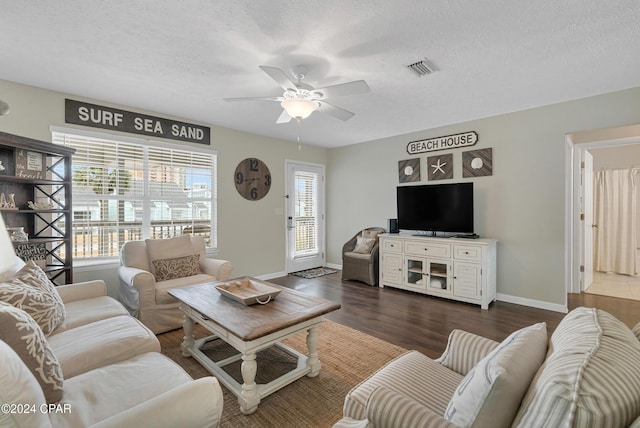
[290,267,338,279]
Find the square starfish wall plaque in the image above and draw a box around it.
[427,153,453,180]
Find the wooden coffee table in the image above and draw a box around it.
[168,277,341,414]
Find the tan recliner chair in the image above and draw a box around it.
[118,235,233,334]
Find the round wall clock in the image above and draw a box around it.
[234,158,272,201]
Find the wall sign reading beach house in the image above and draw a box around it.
[65,99,210,144]
[407,131,478,154]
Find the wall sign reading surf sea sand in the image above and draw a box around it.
[65,99,210,144]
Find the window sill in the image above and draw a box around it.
[72,247,220,272]
[73,258,120,272]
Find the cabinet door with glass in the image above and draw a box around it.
[425,259,452,295]
[405,257,452,293]
[405,257,427,290]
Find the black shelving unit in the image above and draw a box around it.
[0,131,75,285]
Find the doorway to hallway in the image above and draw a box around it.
[568,129,640,302]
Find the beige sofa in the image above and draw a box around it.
[334,307,640,428]
[118,235,233,334]
[0,255,223,427]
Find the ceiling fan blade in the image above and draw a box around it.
[223,96,283,102]
[313,80,370,100]
[276,109,292,124]
[317,101,356,121]
[259,66,297,91]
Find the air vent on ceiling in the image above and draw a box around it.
[407,59,435,77]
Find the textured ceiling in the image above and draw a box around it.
[1,1,639,148]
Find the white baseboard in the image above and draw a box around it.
[257,270,566,314]
[255,271,287,281]
[496,293,568,313]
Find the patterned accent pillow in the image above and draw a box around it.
[0,301,64,403]
[633,322,640,342]
[152,254,201,281]
[145,235,194,276]
[0,261,66,335]
[353,236,376,254]
[445,322,547,428]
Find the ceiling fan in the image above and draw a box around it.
[223,65,370,123]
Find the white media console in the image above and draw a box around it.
[379,234,497,309]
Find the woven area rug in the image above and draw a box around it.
[290,267,338,279]
[159,320,407,428]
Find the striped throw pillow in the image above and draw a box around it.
[444,322,547,427]
[513,307,640,428]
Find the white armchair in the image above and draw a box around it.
[118,235,233,334]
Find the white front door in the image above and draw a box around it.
[581,150,594,291]
[285,161,325,273]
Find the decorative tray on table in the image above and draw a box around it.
[215,277,281,305]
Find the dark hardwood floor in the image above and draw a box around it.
[270,271,640,359]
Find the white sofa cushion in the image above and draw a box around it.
[90,378,223,428]
[145,235,194,277]
[0,340,52,428]
[120,240,152,272]
[48,315,160,378]
[48,352,193,428]
[444,322,547,427]
[513,307,640,428]
[0,261,66,335]
[51,295,129,334]
[0,255,25,282]
[0,302,64,404]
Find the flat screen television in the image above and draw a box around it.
[396,182,473,234]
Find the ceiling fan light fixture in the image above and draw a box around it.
[281,98,318,120]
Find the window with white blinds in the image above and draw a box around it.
[52,131,216,259]
[294,171,318,254]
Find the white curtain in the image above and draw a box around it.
[594,168,637,275]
